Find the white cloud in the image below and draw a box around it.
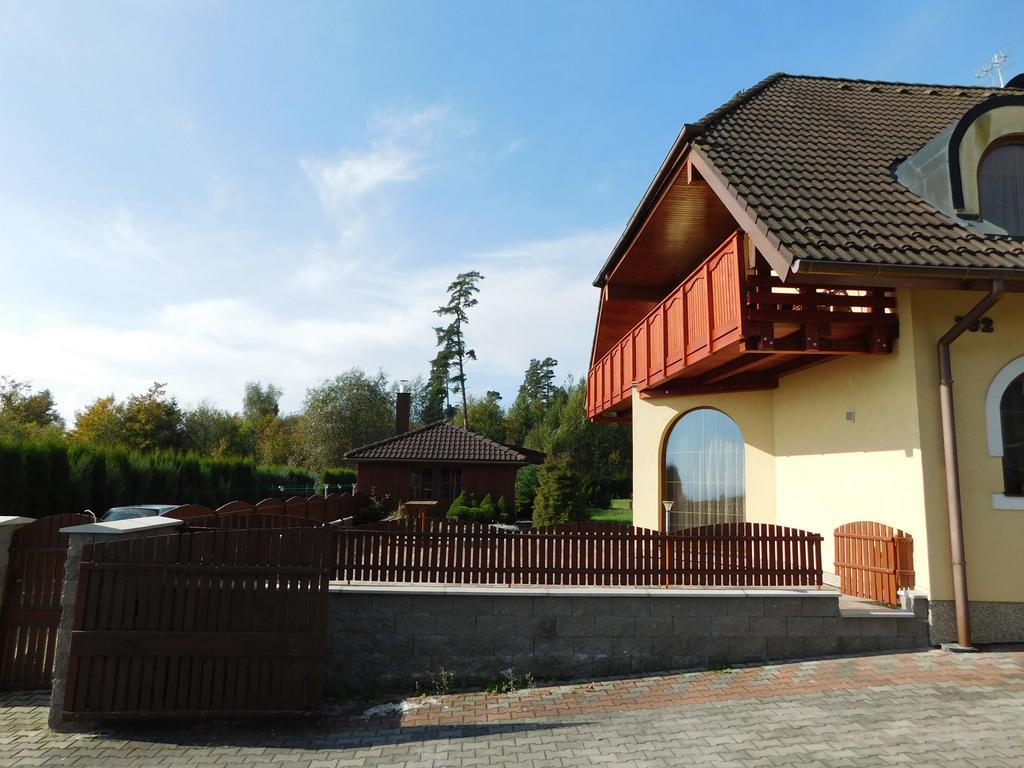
[291,104,470,291]
[105,204,171,268]
[467,230,617,391]
[302,144,422,209]
[0,227,616,422]
[300,104,463,218]
[0,99,617,424]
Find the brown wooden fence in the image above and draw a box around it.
[169,493,369,528]
[834,521,915,607]
[0,513,93,690]
[332,522,823,587]
[62,527,331,720]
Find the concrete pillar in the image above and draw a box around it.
[48,516,183,730]
[0,516,35,608]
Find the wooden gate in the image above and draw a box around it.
[0,513,92,690]
[62,527,330,720]
[834,521,914,607]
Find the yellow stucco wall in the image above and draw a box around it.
[631,388,776,531]
[909,289,1024,603]
[772,290,930,588]
[629,287,1024,602]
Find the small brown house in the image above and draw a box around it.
[345,403,544,514]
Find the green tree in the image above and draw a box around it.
[71,395,126,449]
[464,390,505,442]
[242,382,282,422]
[505,357,559,446]
[532,454,588,528]
[254,414,302,466]
[433,270,483,428]
[548,380,631,507]
[301,368,393,471]
[418,352,452,424]
[182,404,246,457]
[120,383,185,452]
[0,377,65,441]
[515,464,541,518]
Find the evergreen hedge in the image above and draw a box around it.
[320,466,357,490]
[0,439,317,519]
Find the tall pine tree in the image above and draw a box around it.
[433,271,483,428]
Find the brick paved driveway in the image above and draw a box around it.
[2,647,1023,767]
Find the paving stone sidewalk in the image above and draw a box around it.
[2,647,1024,767]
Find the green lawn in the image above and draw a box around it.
[587,498,633,525]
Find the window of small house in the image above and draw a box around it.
[440,468,463,499]
[978,141,1024,237]
[663,408,745,531]
[410,468,433,499]
[1001,372,1024,496]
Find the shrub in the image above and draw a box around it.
[320,466,357,491]
[446,490,475,519]
[532,455,587,528]
[445,492,514,524]
[496,495,510,522]
[476,493,497,523]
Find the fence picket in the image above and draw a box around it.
[833,521,915,607]
[327,522,823,588]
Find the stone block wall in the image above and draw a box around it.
[327,587,931,694]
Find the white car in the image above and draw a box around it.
[98,504,180,522]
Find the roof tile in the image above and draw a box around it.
[344,421,544,465]
[693,75,1024,270]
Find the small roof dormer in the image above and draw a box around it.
[896,78,1024,238]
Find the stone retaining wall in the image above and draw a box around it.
[327,586,931,694]
[929,600,1024,645]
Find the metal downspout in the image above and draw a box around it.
[937,279,1004,649]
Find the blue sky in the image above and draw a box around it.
[1,0,1021,420]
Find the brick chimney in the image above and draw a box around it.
[395,380,411,435]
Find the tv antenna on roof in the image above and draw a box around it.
[976,50,1009,87]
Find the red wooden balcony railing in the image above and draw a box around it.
[587,232,745,419]
[586,231,897,420]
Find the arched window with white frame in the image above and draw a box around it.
[987,356,1024,509]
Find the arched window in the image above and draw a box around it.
[1000,373,1024,496]
[986,357,1024,509]
[978,141,1024,237]
[663,408,744,531]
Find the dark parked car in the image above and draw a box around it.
[98,504,180,522]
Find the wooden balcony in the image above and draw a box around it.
[586,232,898,421]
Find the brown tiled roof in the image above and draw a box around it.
[345,421,545,465]
[691,74,1024,271]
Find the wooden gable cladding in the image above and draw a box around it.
[585,232,899,421]
[590,156,739,366]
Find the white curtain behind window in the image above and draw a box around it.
[663,408,745,531]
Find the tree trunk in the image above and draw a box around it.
[457,355,469,428]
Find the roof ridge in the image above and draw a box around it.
[695,72,1002,136]
[445,421,532,457]
[344,420,447,455]
[694,72,786,128]
[774,72,1004,91]
[345,420,544,463]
